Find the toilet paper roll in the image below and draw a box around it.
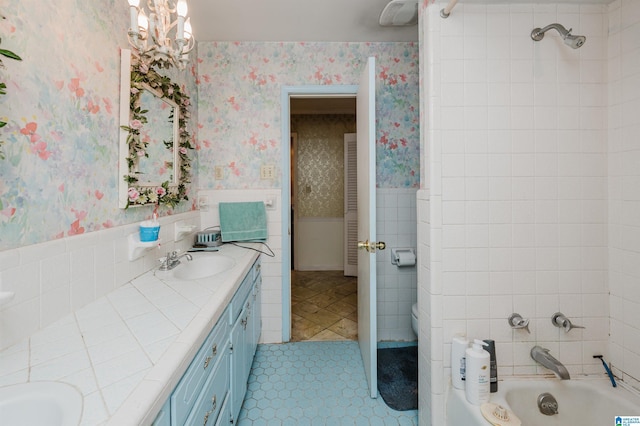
[396,250,416,267]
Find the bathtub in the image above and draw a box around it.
[446,376,640,425]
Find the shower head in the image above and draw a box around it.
[531,23,586,49]
[564,34,586,49]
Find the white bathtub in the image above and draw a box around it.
[446,377,640,426]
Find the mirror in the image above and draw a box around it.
[118,49,192,208]
[136,86,177,185]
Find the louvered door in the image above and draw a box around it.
[343,133,358,277]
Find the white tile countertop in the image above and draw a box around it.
[0,244,259,425]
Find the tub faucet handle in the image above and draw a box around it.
[551,312,585,332]
[508,313,530,333]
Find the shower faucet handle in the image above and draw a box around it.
[508,313,531,333]
[551,312,585,333]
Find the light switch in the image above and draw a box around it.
[215,166,224,180]
[260,165,276,180]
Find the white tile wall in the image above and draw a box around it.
[376,188,418,342]
[199,188,419,344]
[198,189,283,344]
[608,0,640,389]
[0,211,200,351]
[420,1,618,424]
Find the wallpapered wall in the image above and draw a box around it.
[0,0,199,251]
[195,42,420,190]
[292,114,356,218]
[0,6,416,252]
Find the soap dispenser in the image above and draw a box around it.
[465,339,490,405]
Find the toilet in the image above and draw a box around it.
[411,303,419,337]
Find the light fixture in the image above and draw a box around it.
[127,0,195,69]
[379,0,418,27]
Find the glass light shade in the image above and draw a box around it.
[138,9,149,30]
[184,18,193,40]
[177,0,188,17]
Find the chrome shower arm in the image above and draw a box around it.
[531,23,586,49]
[531,23,571,41]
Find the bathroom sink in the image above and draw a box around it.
[172,254,236,280]
[0,381,83,426]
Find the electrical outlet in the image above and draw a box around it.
[198,195,209,212]
[260,165,276,180]
[214,166,224,180]
[264,194,278,210]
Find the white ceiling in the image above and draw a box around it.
[187,0,614,43]
[188,0,419,42]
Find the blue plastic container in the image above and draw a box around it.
[139,225,160,242]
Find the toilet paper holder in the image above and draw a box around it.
[390,248,416,267]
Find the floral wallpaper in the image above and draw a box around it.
[0,0,198,251]
[196,42,419,190]
[0,6,416,252]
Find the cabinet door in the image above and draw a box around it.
[230,305,248,423]
[251,277,262,358]
[172,312,229,425]
[184,347,230,426]
[214,393,231,426]
[243,298,254,374]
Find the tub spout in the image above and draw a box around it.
[531,346,570,380]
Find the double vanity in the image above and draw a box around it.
[0,244,262,426]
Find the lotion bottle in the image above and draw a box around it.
[465,339,490,405]
[451,334,468,389]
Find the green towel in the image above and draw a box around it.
[219,201,268,242]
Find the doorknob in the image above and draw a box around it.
[357,239,386,253]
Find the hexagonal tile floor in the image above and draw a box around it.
[237,341,418,425]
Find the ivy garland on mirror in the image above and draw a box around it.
[0,16,22,160]
[120,56,192,208]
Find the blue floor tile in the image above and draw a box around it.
[238,341,418,425]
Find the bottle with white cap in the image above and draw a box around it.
[451,334,468,389]
[465,339,490,405]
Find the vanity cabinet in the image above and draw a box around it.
[170,307,230,425]
[250,275,261,362]
[152,257,261,426]
[229,260,262,424]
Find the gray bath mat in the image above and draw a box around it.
[377,345,418,411]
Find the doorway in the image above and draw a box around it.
[280,59,380,398]
[279,84,362,344]
[289,97,357,341]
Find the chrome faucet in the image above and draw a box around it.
[158,251,192,271]
[531,346,570,380]
[551,312,585,333]
[508,313,531,333]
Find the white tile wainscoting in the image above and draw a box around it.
[0,211,200,351]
